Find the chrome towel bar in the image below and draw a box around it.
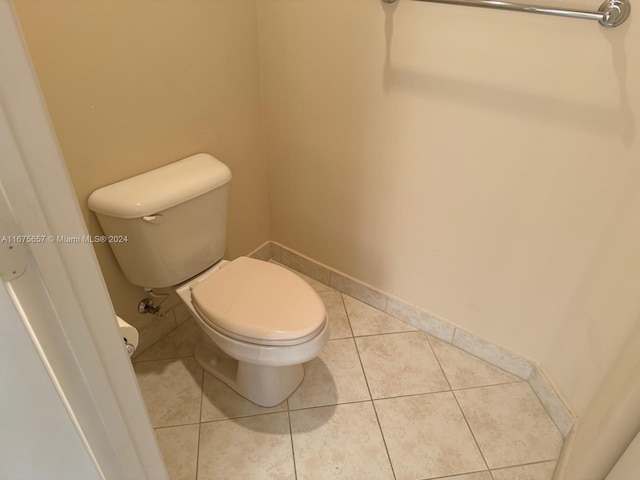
[382,0,631,28]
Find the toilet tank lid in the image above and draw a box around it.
[87,153,232,218]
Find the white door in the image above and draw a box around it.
[0,1,167,478]
[0,281,101,479]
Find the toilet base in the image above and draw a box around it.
[194,336,305,407]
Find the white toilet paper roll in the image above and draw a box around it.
[116,315,139,357]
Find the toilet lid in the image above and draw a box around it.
[191,257,327,346]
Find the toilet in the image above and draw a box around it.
[88,153,329,407]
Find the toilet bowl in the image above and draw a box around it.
[175,256,329,406]
[87,153,329,407]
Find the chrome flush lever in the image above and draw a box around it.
[142,214,165,224]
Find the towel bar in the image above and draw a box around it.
[382,0,630,28]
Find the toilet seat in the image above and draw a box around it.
[191,257,327,347]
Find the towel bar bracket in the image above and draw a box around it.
[599,0,630,28]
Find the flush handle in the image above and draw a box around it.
[142,214,165,224]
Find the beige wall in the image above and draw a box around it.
[13,0,269,348]
[257,0,640,477]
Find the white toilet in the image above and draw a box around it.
[88,153,329,407]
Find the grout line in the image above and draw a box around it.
[371,388,454,403]
[286,410,298,480]
[416,468,493,480]
[451,379,526,392]
[425,335,453,392]
[287,399,372,413]
[330,334,356,341]
[452,389,493,474]
[351,329,424,339]
[198,410,292,427]
[347,336,373,398]
[337,292,424,337]
[194,367,204,480]
[152,421,201,430]
[133,353,195,364]
[338,292,356,338]
[426,336,494,474]
[345,334,370,400]
[287,392,464,412]
[198,407,288,423]
[346,313,397,480]
[490,458,560,472]
[370,399,397,480]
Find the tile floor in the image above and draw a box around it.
[133,267,563,480]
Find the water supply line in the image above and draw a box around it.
[138,288,170,317]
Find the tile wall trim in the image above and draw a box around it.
[552,427,575,480]
[528,366,574,437]
[245,241,272,261]
[451,328,533,380]
[250,241,575,438]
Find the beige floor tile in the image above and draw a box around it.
[430,336,519,389]
[198,413,295,480]
[319,291,352,339]
[200,372,287,422]
[173,303,193,326]
[135,319,202,362]
[154,424,199,480]
[140,301,566,480]
[134,357,203,428]
[375,392,486,480]
[356,332,449,399]
[134,315,178,358]
[288,338,370,409]
[492,461,557,480]
[290,402,394,480]
[343,295,417,336]
[455,383,563,469]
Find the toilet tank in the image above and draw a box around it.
[88,153,232,288]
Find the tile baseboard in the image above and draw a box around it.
[529,366,574,437]
[249,241,574,439]
[385,296,455,343]
[451,328,533,380]
[245,241,272,262]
